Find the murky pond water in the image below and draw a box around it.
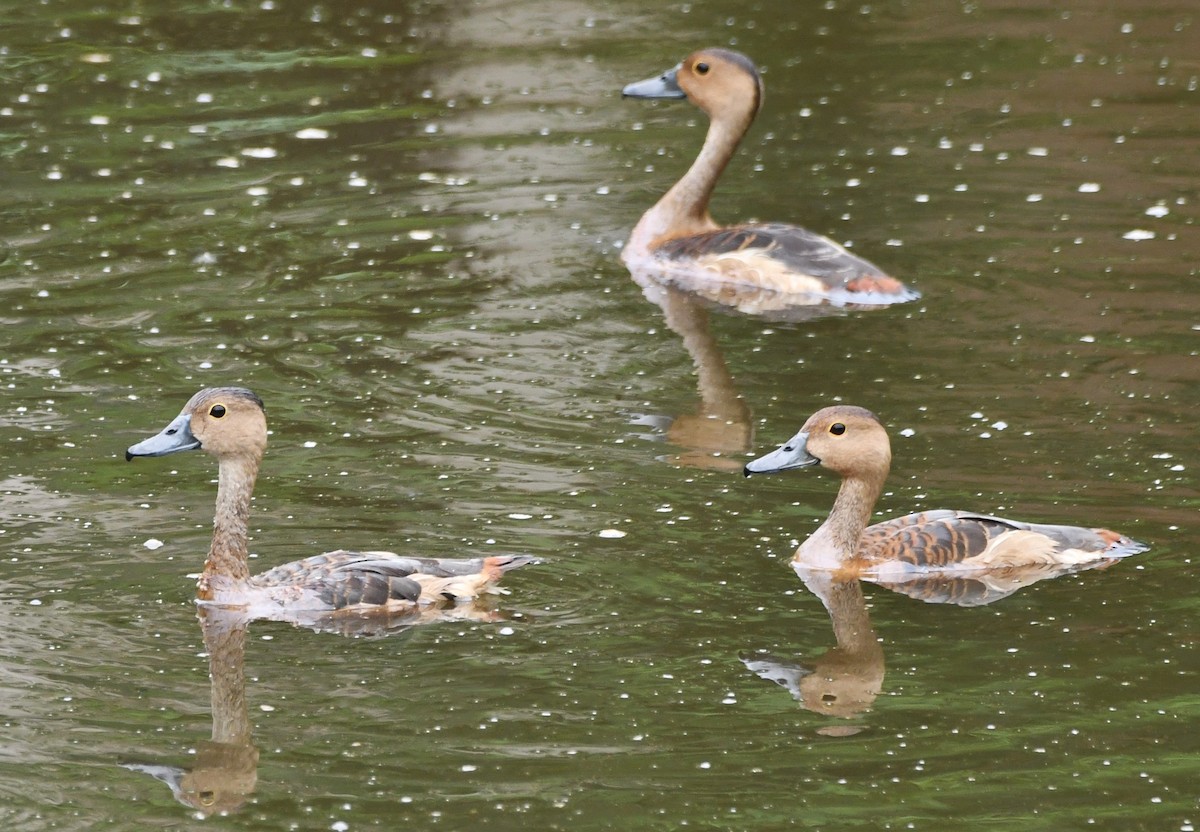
[2,0,1197,828]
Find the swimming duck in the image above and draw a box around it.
[125,387,536,625]
[744,405,1148,581]
[622,48,918,307]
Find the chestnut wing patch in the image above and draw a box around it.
[861,511,1019,568]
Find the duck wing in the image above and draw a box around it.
[254,551,538,610]
[656,223,910,298]
[860,510,1147,570]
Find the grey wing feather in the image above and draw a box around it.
[657,223,890,287]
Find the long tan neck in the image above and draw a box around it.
[202,453,259,587]
[629,106,754,250]
[824,474,885,559]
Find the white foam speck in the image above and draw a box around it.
[1078,182,1101,193]
[507,513,533,520]
[144,538,164,550]
[1123,229,1155,241]
[1145,205,1169,218]
[295,127,329,140]
[241,147,277,159]
[598,529,626,539]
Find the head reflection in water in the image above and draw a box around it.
[742,572,883,721]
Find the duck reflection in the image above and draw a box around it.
[742,569,883,718]
[122,606,257,816]
[744,558,1126,720]
[124,601,517,816]
[631,282,752,471]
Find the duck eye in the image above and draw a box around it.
[830,423,846,436]
[695,62,710,75]
[209,404,226,418]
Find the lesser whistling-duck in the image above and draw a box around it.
[125,387,536,626]
[744,405,1147,583]
[622,48,918,307]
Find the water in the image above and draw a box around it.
[1,0,1197,828]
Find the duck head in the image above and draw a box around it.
[126,387,267,462]
[623,47,764,119]
[744,405,891,480]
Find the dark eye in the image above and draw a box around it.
[209,404,226,418]
[830,423,846,435]
[696,62,709,75]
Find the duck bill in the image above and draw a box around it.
[622,64,685,99]
[744,430,819,477]
[126,412,200,461]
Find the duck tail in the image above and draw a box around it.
[481,554,541,581]
[1096,528,1150,558]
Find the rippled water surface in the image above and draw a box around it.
[2,0,1197,828]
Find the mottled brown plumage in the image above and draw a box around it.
[745,405,1148,598]
[621,48,917,308]
[126,387,536,626]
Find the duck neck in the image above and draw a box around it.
[198,607,252,744]
[822,474,884,561]
[201,453,259,591]
[633,108,753,249]
[822,578,880,657]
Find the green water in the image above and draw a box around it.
[1,0,1197,828]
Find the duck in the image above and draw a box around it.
[125,387,536,626]
[744,405,1148,583]
[621,48,918,307]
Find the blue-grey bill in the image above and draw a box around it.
[622,64,685,99]
[744,430,818,477]
[126,412,200,461]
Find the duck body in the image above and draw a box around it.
[745,405,1147,587]
[202,550,534,625]
[126,387,535,627]
[622,48,918,308]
